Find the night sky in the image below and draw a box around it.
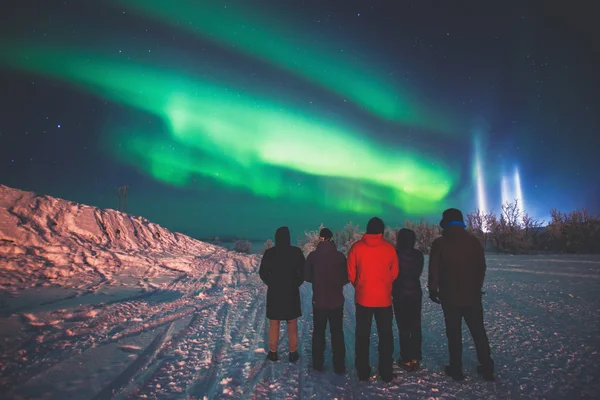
[1,0,598,240]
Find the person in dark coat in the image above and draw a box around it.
[259,226,305,362]
[304,228,348,373]
[392,228,424,372]
[428,208,495,381]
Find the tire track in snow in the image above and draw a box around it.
[92,321,175,400]
[186,302,230,398]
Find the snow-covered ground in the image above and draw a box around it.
[1,186,599,399]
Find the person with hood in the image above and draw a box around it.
[428,208,495,381]
[259,226,306,362]
[393,228,424,372]
[347,217,399,382]
[304,228,348,373]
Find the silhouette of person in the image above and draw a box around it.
[428,208,495,381]
[304,228,348,373]
[259,226,305,362]
[347,217,399,382]
[393,228,424,371]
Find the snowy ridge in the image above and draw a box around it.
[0,184,259,290]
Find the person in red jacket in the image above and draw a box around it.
[347,217,399,382]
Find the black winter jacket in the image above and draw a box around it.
[428,226,486,306]
[259,227,305,320]
[392,248,424,300]
[304,241,348,310]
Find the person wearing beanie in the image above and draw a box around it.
[393,228,424,372]
[259,226,306,363]
[347,217,399,383]
[304,227,349,373]
[428,208,495,382]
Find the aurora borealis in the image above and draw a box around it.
[1,1,598,239]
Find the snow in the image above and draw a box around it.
[1,185,600,398]
[0,184,258,293]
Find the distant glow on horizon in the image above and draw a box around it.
[473,136,487,216]
[501,175,511,210]
[514,167,525,215]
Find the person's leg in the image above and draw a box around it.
[393,299,409,363]
[268,320,281,353]
[287,318,298,353]
[355,303,373,380]
[412,296,423,363]
[442,303,464,374]
[312,308,327,370]
[329,306,346,373]
[464,303,494,377]
[374,305,394,382]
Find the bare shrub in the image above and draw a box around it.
[404,218,441,254]
[546,208,600,253]
[466,209,488,248]
[233,239,252,254]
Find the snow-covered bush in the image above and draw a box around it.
[233,240,252,254]
[335,221,363,256]
[298,224,324,257]
[261,239,274,255]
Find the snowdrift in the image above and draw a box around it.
[0,185,259,290]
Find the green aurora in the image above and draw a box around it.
[114,0,459,133]
[1,32,458,215]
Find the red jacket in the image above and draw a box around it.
[347,234,399,307]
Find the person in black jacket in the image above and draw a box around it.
[259,226,305,362]
[392,228,424,372]
[304,228,348,373]
[428,208,494,381]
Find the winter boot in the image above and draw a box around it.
[333,365,346,375]
[266,351,278,361]
[398,359,413,371]
[289,351,299,362]
[444,365,465,381]
[477,364,495,381]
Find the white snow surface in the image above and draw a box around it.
[1,185,600,399]
[0,184,259,291]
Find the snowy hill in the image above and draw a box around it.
[0,185,259,291]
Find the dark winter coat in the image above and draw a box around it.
[304,240,348,310]
[428,226,486,306]
[393,229,424,300]
[259,227,305,320]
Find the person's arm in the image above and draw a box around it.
[347,244,358,286]
[415,250,425,279]
[474,239,487,291]
[304,252,314,283]
[340,253,349,285]
[428,239,441,303]
[296,249,306,287]
[390,250,399,282]
[259,250,271,285]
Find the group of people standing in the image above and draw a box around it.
[258,208,495,383]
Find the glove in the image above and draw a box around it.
[429,290,441,304]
